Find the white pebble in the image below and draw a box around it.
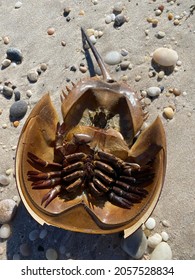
[5,168,13,176]
[145,217,156,230]
[157,31,166,38]
[153,47,178,67]
[104,51,122,65]
[89,35,96,44]
[162,220,170,227]
[147,233,162,248]
[105,15,112,24]
[161,231,169,241]
[158,71,165,79]
[0,224,11,239]
[147,87,161,97]
[0,199,17,224]
[155,9,162,16]
[113,2,123,13]
[0,174,11,186]
[46,248,58,260]
[150,242,172,260]
[26,90,32,98]
[15,1,22,9]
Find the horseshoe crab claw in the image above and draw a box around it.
[15,28,166,234]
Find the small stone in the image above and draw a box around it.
[104,51,122,65]
[172,88,181,96]
[86,29,94,37]
[144,98,151,106]
[5,169,13,176]
[158,5,164,12]
[6,47,23,63]
[15,1,22,9]
[61,40,66,46]
[121,228,147,259]
[79,65,88,73]
[47,27,55,35]
[121,49,129,56]
[150,242,172,260]
[155,9,162,16]
[158,71,165,79]
[1,59,11,68]
[147,233,162,248]
[91,0,98,4]
[0,199,17,224]
[153,47,178,67]
[147,17,153,23]
[0,175,11,186]
[176,60,182,66]
[0,224,11,239]
[152,18,159,26]
[70,65,77,72]
[120,60,130,70]
[26,90,32,98]
[89,35,96,44]
[168,12,174,20]
[27,69,39,83]
[105,15,112,24]
[63,7,71,16]
[39,229,48,239]
[135,75,141,82]
[98,31,103,38]
[2,86,13,98]
[161,231,169,241]
[114,14,126,27]
[39,64,47,72]
[2,123,7,129]
[13,121,20,127]
[78,10,85,16]
[145,217,156,230]
[10,100,28,121]
[147,86,161,97]
[46,248,58,260]
[13,89,21,101]
[157,31,166,38]
[3,36,10,45]
[29,229,39,241]
[113,2,124,13]
[173,19,180,25]
[20,243,31,257]
[163,107,174,119]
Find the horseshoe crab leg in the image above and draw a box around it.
[81,27,115,83]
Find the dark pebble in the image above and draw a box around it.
[70,65,77,72]
[3,86,13,99]
[13,89,21,101]
[114,15,126,27]
[9,100,28,121]
[6,47,23,63]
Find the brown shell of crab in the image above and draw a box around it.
[16,28,166,234]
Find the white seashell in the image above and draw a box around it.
[153,47,178,66]
[0,224,11,239]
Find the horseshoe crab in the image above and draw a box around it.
[16,28,166,234]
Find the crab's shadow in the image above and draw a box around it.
[6,202,129,260]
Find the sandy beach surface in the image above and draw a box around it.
[0,0,195,260]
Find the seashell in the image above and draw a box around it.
[153,47,178,67]
[15,28,166,234]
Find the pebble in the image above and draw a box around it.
[104,51,122,65]
[157,31,166,38]
[5,168,12,176]
[3,36,10,44]
[89,35,96,44]
[39,229,48,239]
[13,89,21,101]
[15,1,22,9]
[27,69,39,83]
[105,15,112,24]
[121,228,147,259]
[161,231,169,241]
[2,123,7,129]
[114,14,126,27]
[173,19,180,26]
[91,0,98,4]
[61,40,66,46]
[0,224,11,239]
[13,120,20,127]
[144,97,151,106]
[1,59,11,68]
[113,2,123,13]
[2,86,13,98]
[172,88,181,96]
[120,60,130,70]
[135,75,141,82]
[26,90,32,98]
[155,9,162,16]
[47,27,55,35]
[63,7,71,16]
[152,18,159,27]
[20,243,31,257]
[168,12,174,20]
[163,107,175,119]
[29,229,39,241]
[150,242,172,260]
[145,217,156,230]
[147,86,161,97]
[0,199,17,224]
[121,49,129,56]
[0,175,11,186]
[10,100,28,120]
[6,47,23,63]
[153,47,178,66]
[40,63,47,71]
[158,70,165,79]
[147,233,162,248]
[46,248,58,260]
[79,65,88,73]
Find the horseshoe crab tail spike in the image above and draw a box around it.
[81,27,115,83]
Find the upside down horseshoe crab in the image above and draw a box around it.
[16,28,166,234]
